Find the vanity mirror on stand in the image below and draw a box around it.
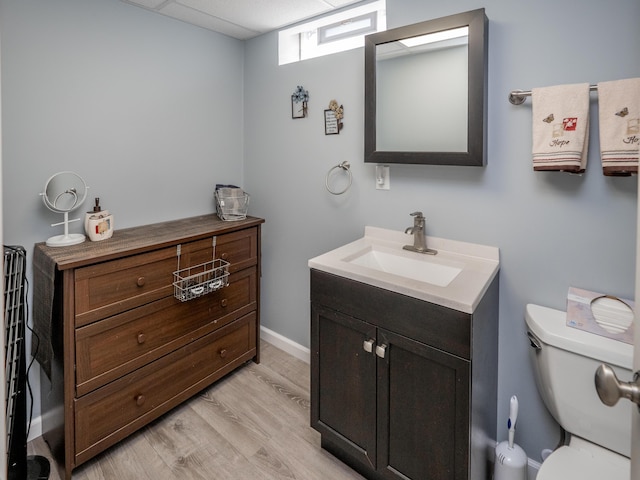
[365,8,488,166]
[40,171,88,247]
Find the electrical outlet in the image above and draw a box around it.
[375,165,390,190]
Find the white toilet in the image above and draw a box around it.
[525,303,632,480]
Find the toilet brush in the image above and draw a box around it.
[494,395,528,480]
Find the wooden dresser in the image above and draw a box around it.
[34,214,263,479]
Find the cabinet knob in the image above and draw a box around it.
[136,277,146,287]
[137,333,146,345]
[135,394,146,406]
[375,344,387,359]
[220,298,228,308]
[363,339,375,353]
[221,252,228,260]
[219,349,228,358]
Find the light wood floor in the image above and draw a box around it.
[28,341,365,480]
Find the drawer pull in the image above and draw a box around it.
[190,286,205,295]
[363,339,374,353]
[136,277,146,287]
[137,333,146,345]
[219,349,228,358]
[376,344,387,359]
[220,298,228,308]
[221,252,228,260]
[135,394,146,406]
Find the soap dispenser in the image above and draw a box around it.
[84,197,114,241]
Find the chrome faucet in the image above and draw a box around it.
[403,211,437,255]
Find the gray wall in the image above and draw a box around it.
[1,0,244,235]
[1,0,244,435]
[0,27,5,476]
[1,0,639,468]
[244,0,640,464]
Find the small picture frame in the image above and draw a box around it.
[324,109,339,135]
[292,96,307,119]
[325,100,343,135]
[291,86,309,119]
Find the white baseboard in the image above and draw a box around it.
[260,326,310,364]
[528,458,541,479]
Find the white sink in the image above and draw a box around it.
[308,226,499,313]
[344,246,462,287]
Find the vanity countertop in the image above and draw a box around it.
[308,226,499,314]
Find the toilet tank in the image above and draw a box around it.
[525,303,633,458]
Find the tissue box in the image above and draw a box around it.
[566,286,634,345]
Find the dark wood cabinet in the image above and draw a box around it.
[312,305,378,468]
[34,214,263,480]
[311,269,498,480]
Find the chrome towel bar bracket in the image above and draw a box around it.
[508,84,598,105]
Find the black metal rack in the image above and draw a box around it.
[4,246,27,479]
[4,246,50,480]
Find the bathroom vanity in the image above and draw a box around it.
[34,214,263,480]
[309,227,499,480]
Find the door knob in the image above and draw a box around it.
[594,363,640,410]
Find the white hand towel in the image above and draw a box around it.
[597,78,640,176]
[531,83,590,173]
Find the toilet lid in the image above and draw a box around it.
[537,445,629,480]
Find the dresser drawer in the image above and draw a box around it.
[74,229,257,326]
[74,312,257,463]
[75,246,177,326]
[210,227,259,273]
[75,267,257,395]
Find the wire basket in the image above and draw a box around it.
[215,189,250,221]
[173,259,230,302]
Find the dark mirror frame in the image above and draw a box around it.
[365,8,488,166]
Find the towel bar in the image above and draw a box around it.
[509,84,598,105]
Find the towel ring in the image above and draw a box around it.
[325,161,352,195]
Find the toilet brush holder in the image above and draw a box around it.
[494,395,527,480]
[494,441,527,480]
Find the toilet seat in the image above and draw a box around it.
[537,439,629,480]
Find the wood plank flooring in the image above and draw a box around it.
[28,341,365,480]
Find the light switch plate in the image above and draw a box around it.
[376,165,390,190]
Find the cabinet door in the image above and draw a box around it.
[311,303,377,469]
[377,329,470,480]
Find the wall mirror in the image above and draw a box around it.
[365,8,488,166]
[40,171,88,247]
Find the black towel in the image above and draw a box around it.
[32,246,56,380]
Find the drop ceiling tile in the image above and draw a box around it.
[326,0,363,6]
[176,0,343,31]
[122,0,167,9]
[161,2,260,38]
[122,0,365,39]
